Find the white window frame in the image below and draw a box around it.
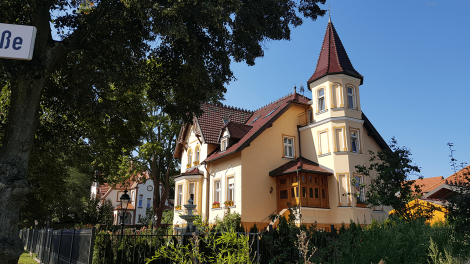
[227,177,235,202]
[189,182,195,202]
[195,146,200,163]
[350,129,360,153]
[138,195,143,208]
[283,136,295,158]
[188,150,192,166]
[347,86,356,109]
[147,198,151,209]
[318,88,325,112]
[214,180,221,203]
[354,175,365,204]
[221,138,227,152]
[177,185,183,206]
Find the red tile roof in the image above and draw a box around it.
[197,103,253,144]
[269,156,333,177]
[308,20,363,86]
[411,176,444,195]
[174,167,204,179]
[185,167,202,174]
[218,122,253,142]
[443,165,470,186]
[203,93,310,163]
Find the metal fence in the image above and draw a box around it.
[19,228,95,264]
[20,226,336,264]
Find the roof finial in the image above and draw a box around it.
[328,6,331,22]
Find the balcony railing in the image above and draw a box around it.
[298,110,313,126]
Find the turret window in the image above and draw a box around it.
[318,88,325,111]
[351,130,360,153]
[347,86,356,109]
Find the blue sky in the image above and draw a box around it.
[223,0,470,180]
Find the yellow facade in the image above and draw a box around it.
[173,21,392,230]
[389,199,448,225]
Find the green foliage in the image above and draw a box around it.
[259,207,304,264]
[212,210,244,232]
[148,228,253,264]
[312,219,470,264]
[81,198,114,226]
[355,137,426,220]
[446,166,470,234]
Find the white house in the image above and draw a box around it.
[91,173,169,225]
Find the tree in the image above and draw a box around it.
[446,143,470,233]
[0,1,326,262]
[114,93,181,229]
[355,137,425,221]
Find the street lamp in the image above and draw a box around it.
[119,189,131,237]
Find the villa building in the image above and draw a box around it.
[172,20,391,231]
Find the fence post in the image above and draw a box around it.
[256,233,260,263]
[88,227,96,264]
[69,229,75,264]
[57,229,62,263]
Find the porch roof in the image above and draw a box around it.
[173,167,204,179]
[269,156,333,177]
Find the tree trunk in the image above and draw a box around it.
[0,5,65,262]
[0,75,45,263]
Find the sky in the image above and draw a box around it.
[222,0,470,180]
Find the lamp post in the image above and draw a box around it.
[119,190,131,238]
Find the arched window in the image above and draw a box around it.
[187,149,192,167]
[347,86,356,109]
[318,88,325,112]
[195,145,200,164]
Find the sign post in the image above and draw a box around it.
[0,23,37,60]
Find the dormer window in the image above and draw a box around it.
[347,86,356,109]
[221,139,227,152]
[223,118,229,124]
[318,88,325,112]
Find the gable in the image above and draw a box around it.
[204,93,310,163]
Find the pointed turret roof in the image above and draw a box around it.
[308,20,363,87]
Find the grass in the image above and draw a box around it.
[17,250,38,264]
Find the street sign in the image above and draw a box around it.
[0,23,37,60]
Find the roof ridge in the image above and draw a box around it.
[202,102,253,113]
[254,92,307,114]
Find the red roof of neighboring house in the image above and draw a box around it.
[443,165,470,186]
[269,156,333,177]
[218,122,253,142]
[204,93,310,163]
[197,103,253,144]
[411,176,445,194]
[308,20,363,86]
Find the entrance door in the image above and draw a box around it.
[277,187,289,212]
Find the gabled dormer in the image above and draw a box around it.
[217,122,253,152]
[307,19,363,122]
